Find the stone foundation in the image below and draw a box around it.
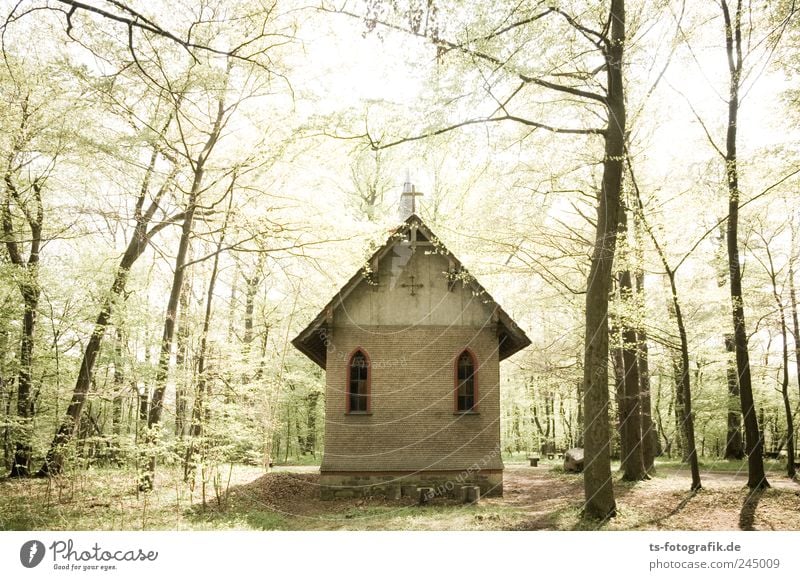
[319,470,502,500]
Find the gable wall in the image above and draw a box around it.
[334,242,496,328]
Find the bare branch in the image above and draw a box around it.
[323,5,608,104]
[668,81,726,159]
[332,114,604,151]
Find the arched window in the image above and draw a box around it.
[455,350,477,412]
[347,350,370,413]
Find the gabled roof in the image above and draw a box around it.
[291,214,531,369]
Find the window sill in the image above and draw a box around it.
[345,411,373,416]
[453,411,480,415]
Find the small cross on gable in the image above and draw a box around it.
[400,274,424,296]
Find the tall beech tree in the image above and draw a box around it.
[720,0,768,489]
[628,163,702,491]
[791,222,800,432]
[3,89,48,477]
[183,178,236,482]
[632,207,656,472]
[752,223,796,479]
[140,62,232,491]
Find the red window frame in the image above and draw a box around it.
[454,348,478,413]
[346,348,371,413]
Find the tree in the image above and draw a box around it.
[140,60,233,491]
[720,0,769,489]
[576,0,625,518]
[751,219,796,478]
[1,55,78,476]
[611,199,647,481]
[37,109,180,476]
[628,164,702,491]
[632,207,657,472]
[183,177,235,482]
[790,221,800,460]
[3,88,45,477]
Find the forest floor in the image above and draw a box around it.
[1,459,798,531]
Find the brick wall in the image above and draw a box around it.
[321,324,503,475]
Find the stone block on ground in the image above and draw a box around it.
[563,447,584,472]
[417,487,435,504]
[459,485,480,503]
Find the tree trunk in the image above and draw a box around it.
[654,374,671,458]
[582,0,625,520]
[228,267,238,343]
[615,204,646,481]
[667,273,702,490]
[305,391,320,456]
[243,269,261,354]
[9,286,39,477]
[183,182,234,482]
[174,265,193,440]
[764,243,796,478]
[671,354,687,461]
[612,323,626,462]
[618,319,645,480]
[241,263,262,383]
[112,327,125,438]
[111,326,126,465]
[789,236,800,468]
[575,357,584,447]
[724,334,744,459]
[721,0,768,489]
[3,178,43,478]
[632,206,655,472]
[637,329,655,471]
[2,367,13,471]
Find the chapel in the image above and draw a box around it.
[292,183,530,498]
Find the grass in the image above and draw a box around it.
[272,454,322,467]
[1,459,797,531]
[0,464,265,531]
[648,457,791,476]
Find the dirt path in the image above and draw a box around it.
[222,465,800,530]
[495,465,800,530]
